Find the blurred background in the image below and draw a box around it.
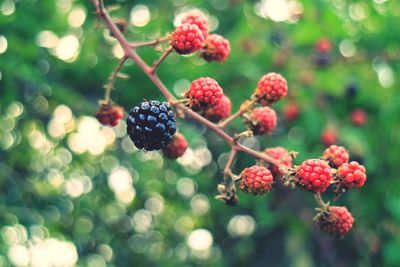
[1,0,400,266]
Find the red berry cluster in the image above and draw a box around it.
[351,108,367,126]
[95,103,124,126]
[323,145,349,167]
[321,128,337,146]
[264,147,292,177]
[254,72,288,106]
[247,106,277,135]
[93,2,368,238]
[162,132,188,159]
[180,10,209,39]
[204,95,232,122]
[170,23,205,55]
[240,165,273,195]
[283,101,300,121]
[201,34,231,62]
[171,10,231,62]
[315,38,332,54]
[337,161,367,189]
[315,206,354,237]
[184,77,224,110]
[296,159,332,193]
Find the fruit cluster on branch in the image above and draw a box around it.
[91,0,367,237]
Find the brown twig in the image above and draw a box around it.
[130,36,170,49]
[150,46,173,74]
[219,99,256,128]
[103,56,128,102]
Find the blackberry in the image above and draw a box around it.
[126,101,176,151]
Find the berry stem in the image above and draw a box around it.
[130,36,170,49]
[103,56,128,103]
[150,46,173,74]
[223,147,237,197]
[218,99,255,128]
[92,0,282,168]
[314,193,329,210]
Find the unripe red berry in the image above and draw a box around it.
[254,72,288,105]
[162,132,188,159]
[264,147,292,176]
[204,95,231,122]
[283,102,300,121]
[337,161,367,189]
[96,104,124,127]
[180,10,209,39]
[247,106,277,135]
[296,159,332,193]
[316,206,354,237]
[185,77,224,111]
[351,109,367,126]
[170,23,205,55]
[240,165,273,195]
[315,37,332,53]
[323,145,349,167]
[201,34,231,62]
[321,128,337,146]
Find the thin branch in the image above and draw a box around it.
[219,99,255,128]
[91,0,282,168]
[150,46,173,74]
[223,147,238,197]
[130,36,170,49]
[103,56,127,102]
[314,193,329,210]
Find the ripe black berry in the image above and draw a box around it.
[126,101,177,151]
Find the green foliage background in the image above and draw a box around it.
[1,0,400,266]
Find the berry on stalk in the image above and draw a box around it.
[254,72,288,105]
[321,128,337,146]
[315,37,332,53]
[315,206,354,237]
[126,101,176,151]
[283,102,300,121]
[247,106,277,135]
[162,132,188,159]
[185,77,224,111]
[296,159,332,193]
[351,109,367,126]
[96,103,124,127]
[201,34,231,62]
[337,161,367,189]
[323,145,349,167]
[264,147,292,176]
[180,10,209,39]
[170,23,205,55]
[204,95,231,122]
[240,165,273,195]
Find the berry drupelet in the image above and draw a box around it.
[126,101,176,151]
